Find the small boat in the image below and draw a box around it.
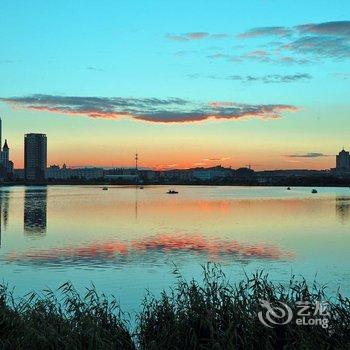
[311,189,318,194]
[287,187,291,190]
[167,190,178,194]
[139,186,144,189]
[102,187,108,191]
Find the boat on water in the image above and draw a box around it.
[167,190,178,194]
[311,189,318,194]
[287,187,291,190]
[102,187,108,191]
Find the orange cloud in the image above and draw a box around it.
[1,95,299,124]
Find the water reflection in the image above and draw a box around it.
[6,233,291,267]
[0,190,10,247]
[0,186,348,271]
[335,197,350,224]
[1,191,9,229]
[24,187,48,236]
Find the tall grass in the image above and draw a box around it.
[1,264,350,349]
[0,282,135,350]
[138,266,350,349]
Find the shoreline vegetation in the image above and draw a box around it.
[1,266,349,349]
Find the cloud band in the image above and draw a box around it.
[0,95,298,124]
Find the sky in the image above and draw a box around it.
[0,0,349,170]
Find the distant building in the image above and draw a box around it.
[191,166,232,181]
[24,133,47,181]
[234,167,255,177]
[156,168,191,183]
[104,174,138,182]
[139,169,158,182]
[104,168,139,182]
[336,149,350,171]
[1,139,9,168]
[256,169,330,184]
[45,165,104,180]
[0,118,14,179]
[0,140,13,174]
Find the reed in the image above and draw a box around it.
[1,264,350,349]
[0,281,135,350]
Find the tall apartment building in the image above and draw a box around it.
[24,133,47,181]
[336,149,350,171]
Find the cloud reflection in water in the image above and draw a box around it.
[6,233,292,267]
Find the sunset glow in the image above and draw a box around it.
[0,1,349,171]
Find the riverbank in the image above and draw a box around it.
[1,266,349,349]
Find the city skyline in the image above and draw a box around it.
[0,113,347,172]
[0,1,349,170]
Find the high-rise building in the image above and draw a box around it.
[24,133,47,181]
[336,149,350,171]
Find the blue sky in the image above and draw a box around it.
[0,0,349,169]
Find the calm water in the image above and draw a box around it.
[0,185,350,313]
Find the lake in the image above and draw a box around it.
[0,185,349,314]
